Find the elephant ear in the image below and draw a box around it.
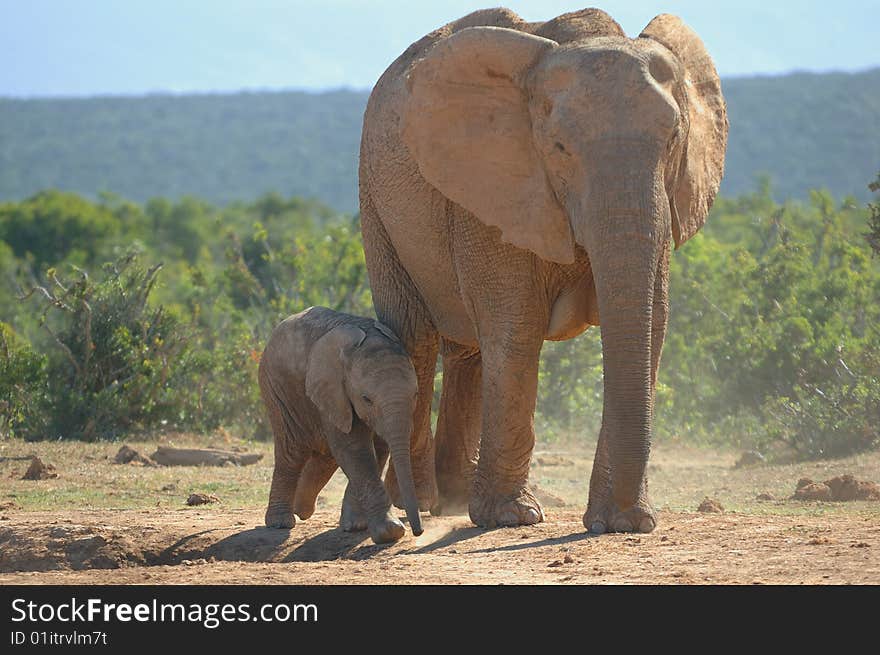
[401,27,575,265]
[640,15,728,248]
[305,324,366,434]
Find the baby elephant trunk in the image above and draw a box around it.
[382,411,423,536]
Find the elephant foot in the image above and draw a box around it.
[264,504,295,529]
[583,496,657,534]
[339,498,368,532]
[368,514,406,544]
[468,485,544,528]
[340,501,405,543]
[293,497,317,521]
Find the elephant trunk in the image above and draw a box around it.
[574,151,667,511]
[380,408,423,536]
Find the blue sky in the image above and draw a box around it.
[1,0,877,97]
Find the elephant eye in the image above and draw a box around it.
[361,395,373,405]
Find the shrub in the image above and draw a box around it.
[21,253,190,440]
[762,352,880,458]
[0,322,48,440]
[867,172,880,256]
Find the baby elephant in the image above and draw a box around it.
[259,306,423,543]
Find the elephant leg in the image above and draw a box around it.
[468,332,545,528]
[433,340,482,515]
[339,479,368,532]
[266,455,305,529]
[361,192,439,511]
[261,365,306,529]
[337,437,387,530]
[292,453,337,520]
[584,243,669,533]
[330,430,405,544]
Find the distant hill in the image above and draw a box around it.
[0,90,369,213]
[1,68,878,212]
[722,68,880,203]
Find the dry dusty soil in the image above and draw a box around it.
[1,436,878,585]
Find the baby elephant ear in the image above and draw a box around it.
[372,320,400,343]
[305,325,366,434]
[640,14,728,248]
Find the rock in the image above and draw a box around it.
[113,445,156,466]
[791,474,880,501]
[151,447,263,467]
[824,474,880,501]
[697,497,723,513]
[22,457,58,480]
[185,493,220,506]
[792,482,833,501]
[734,451,766,468]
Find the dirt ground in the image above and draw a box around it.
[1,436,878,585]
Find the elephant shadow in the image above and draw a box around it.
[155,521,596,565]
[156,527,295,564]
[283,527,396,562]
[405,525,598,556]
[465,531,598,554]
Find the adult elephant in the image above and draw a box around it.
[357,8,727,531]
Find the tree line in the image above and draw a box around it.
[2,68,879,213]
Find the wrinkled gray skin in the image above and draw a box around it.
[260,306,422,544]
[359,9,727,531]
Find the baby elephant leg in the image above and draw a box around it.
[339,481,368,532]
[261,365,307,529]
[265,453,305,529]
[293,453,338,520]
[331,433,405,544]
[339,437,389,530]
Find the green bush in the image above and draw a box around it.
[0,322,48,440]
[169,328,266,437]
[658,183,880,457]
[0,190,121,269]
[19,254,191,440]
[867,172,880,256]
